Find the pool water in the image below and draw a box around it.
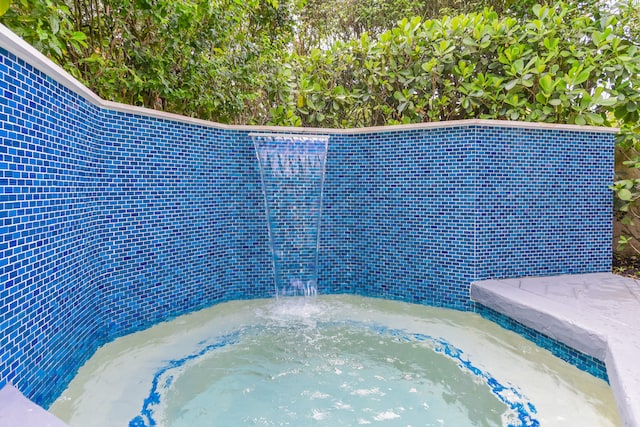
[49,296,621,427]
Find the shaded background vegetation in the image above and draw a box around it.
[2,0,640,257]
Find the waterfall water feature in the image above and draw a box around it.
[251,134,329,297]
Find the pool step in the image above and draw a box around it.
[471,273,640,427]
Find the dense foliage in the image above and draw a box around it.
[2,1,640,251]
[1,0,297,123]
[3,1,637,129]
[275,4,640,130]
[292,0,516,53]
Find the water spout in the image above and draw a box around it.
[251,134,329,298]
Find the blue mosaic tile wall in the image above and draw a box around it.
[474,126,613,280]
[350,128,478,309]
[0,48,105,405]
[476,304,609,381]
[318,133,363,295]
[95,115,241,335]
[0,40,615,410]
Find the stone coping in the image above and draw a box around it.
[471,273,640,427]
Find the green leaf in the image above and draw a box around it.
[71,31,87,41]
[0,0,10,16]
[49,15,60,35]
[504,79,518,91]
[584,112,604,125]
[594,96,617,107]
[532,4,543,19]
[617,236,632,251]
[574,69,591,86]
[462,37,477,47]
[621,216,634,226]
[618,188,633,201]
[539,74,554,94]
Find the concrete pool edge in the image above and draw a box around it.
[471,273,640,427]
[0,384,70,427]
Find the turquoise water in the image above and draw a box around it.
[133,324,520,426]
[50,296,621,427]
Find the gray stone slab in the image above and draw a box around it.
[471,273,640,427]
[0,384,70,427]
